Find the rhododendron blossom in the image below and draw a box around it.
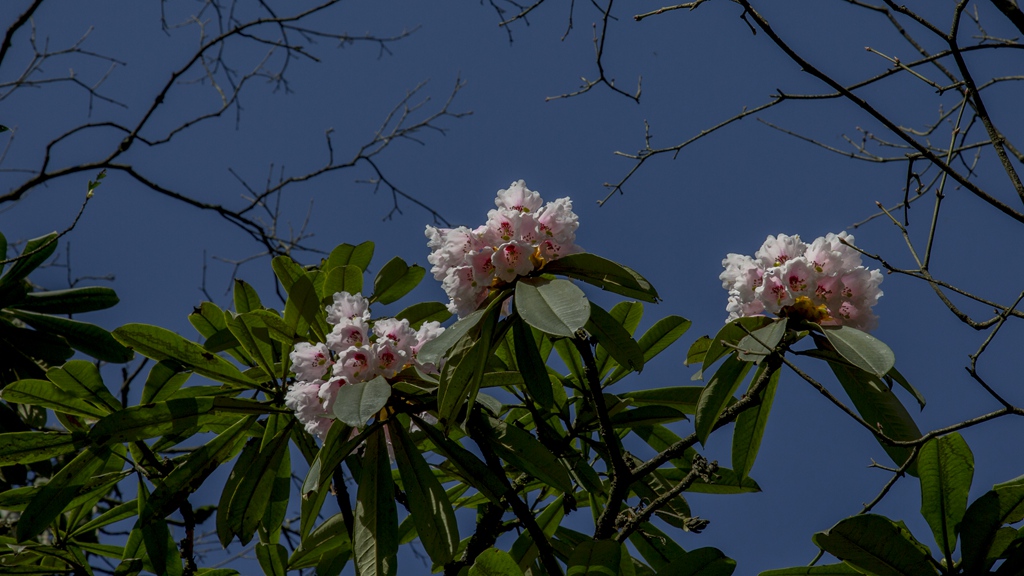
[426,180,581,316]
[284,291,444,440]
[720,232,883,331]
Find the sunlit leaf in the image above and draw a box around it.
[11,309,133,363]
[918,432,973,560]
[353,429,398,576]
[732,363,781,479]
[820,325,895,378]
[332,376,391,427]
[515,277,590,338]
[566,539,621,576]
[542,253,659,302]
[0,431,84,466]
[232,279,263,314]
[812,515,936,576]
[586,302,643,375]
[16,444,113,541]
[606,315,691,386]
[15,286,119,314]
[469,548,525,576]
[695,354,752,446]
[371,256,424,305]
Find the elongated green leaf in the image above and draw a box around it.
[0,431,84,466]
[16,444,112,541]
[141,360,190,404]
[621,386,706,413]
[271,255,306,293]
[289,513,352,569]
[918,432,973,560]
[686,336,712,366]
[732,364,781,479]
[259,414,292,543]
[136,481,183,576]
[609,406,687,428]
[812,515,937,576]
[226,421,294,545]
[1,378,109,419]
[438,308,498,425]
[586,302,643,375]
[0,233,57,296]
[515,277,590,338]
[15,286,119,314]
[112,324,254,387]
[232,280,262,314]
[627,523,686,572]
[736,319,787,362]
[142,416,256,527]
[300,423,374,539]
[354,429,398,576]
[700,317,774,378]
[595,301,644,378]
[887,366,926,410]
[71,499,138,538]
[256,543,288,576]
[542,253,659,302]
[510,495,565,569]
[760,565,862,575]
[390,421,459,564]
[417,307,489,367]
[395,301,452,329]
[660,547,736,576]
[89,397,270,445]
[695,355,753,445]
[332,376,391,427]
[326,241,374,273]
[322,265,363,301]
[412,415,508,505]
[469,548,526,576]
[961,482,1024,572]
[484,416,573,494]
[821,325,895,378]
[283,274,321,341]
[11,309,133,363]
[227,313,277,381]
[217,438,259,547]
[513,316,554,407]
[828,361,921,475]
[567,540,621,576]
[606,315,691,385]
[371,256,424,305]
[46,360,120,413]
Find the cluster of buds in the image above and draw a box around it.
[284,291,443,439]
[425,180,580,317]
[720,232,883,331]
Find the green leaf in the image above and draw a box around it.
[686,336,712,366]
[255,543,288,576]
[1,378,109,419]
[732,363,781,479]
[289,513,352,569]
[142,416,255,527]
[227,312,277,381]
[620,387,704,414]
[0,431,84,466]
[112,324,254,387]
[510,495,565,569]
[259,414,292,543]
[759,564,862,575]
[660,547,736,576]
[11,309,133,363]
[513,316,554,408]
[389,421,459,564]
[141,360,190,404]
[224,422,293,546]
[586,302,643,374]
[469,548,526,576]
[918,432,973,561]
[515,277,590,338]
[610,406,687,428]
[820,325,895,378]
[417,307,490,367]
[89,397,270,444]
[15,286,119,314]
[231,280,262,314]
[136,481,183,576]
[283,274,322,341]
[812,515,937,576]
[46,359,120,413]
[0,233,58,300]
[371,256,425,305]
[271,255,306,293]
[887,366,926,410]
[322,265,363,300]
[567,540,621,576]
[16,444,112,541]
[700,317,774,378]
[353,429,398,576]
[395,301,452,329]
[695,355,753,445]
[438,307,499,425]
[595,301,644,378]
[483,416,573,494]
[542,253,659,302]
[736,319,787,362]
[412,415,508,506]
[332,376,391,427]
[827,361,922,475]
[961,482,1024,572]
[606,315,691,386]
[326,241,374,273]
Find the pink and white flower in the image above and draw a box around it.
[721,232,883,331]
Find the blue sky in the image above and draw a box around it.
[3,1,1023,573]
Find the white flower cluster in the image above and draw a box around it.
[425,180,581,317]
[284,291,444,439]
[720,232,884,331]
